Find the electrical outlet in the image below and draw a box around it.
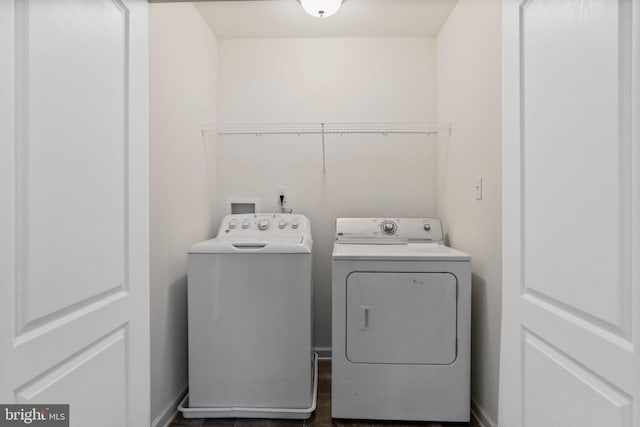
[277,186,288,205]
[474,176,483,200]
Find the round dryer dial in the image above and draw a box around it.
[380,220,397,235]
[258,219,270,230]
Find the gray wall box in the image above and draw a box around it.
[226,197,260,214]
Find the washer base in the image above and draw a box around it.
[179,353,318,420]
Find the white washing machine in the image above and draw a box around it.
[180,213,317,419]
[331,218,471,422]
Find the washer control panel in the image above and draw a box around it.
[218,213,308,236]
[335,218,444,244]
[380,220,398,235]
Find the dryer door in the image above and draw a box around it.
[346,272,457,365]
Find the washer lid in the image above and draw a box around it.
[332,242,470,261]
[190,236,311,254]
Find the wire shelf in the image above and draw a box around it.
[201,122,451,173]
[202,122,451,136]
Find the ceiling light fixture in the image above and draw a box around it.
[299,0,344,18]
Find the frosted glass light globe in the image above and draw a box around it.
[299,0,343,18]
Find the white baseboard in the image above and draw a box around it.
[151,384,188,427]
[313,346,331,359]
[471,397,497,427]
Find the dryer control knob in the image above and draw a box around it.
[381,220,397,235]
[229,220,238,229]
[279,220,287,229]
[258,219,270,230]
[291,220,299,229]
[242,221,250,229]
[423,224,431,231]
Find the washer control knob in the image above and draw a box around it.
[241,220,250,229]
[423,223,431,231]
[381,220,397,235]
[279,220,287,229]
[291,220,299,229]
[229,220,238,229]
[258,219,270,230]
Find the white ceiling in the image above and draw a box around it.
[194,0,459,39]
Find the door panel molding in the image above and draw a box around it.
[15,326,128,427]
[13,0,132,334]
[522,329,632,427]
[522,290,633,343]
[521,292,633,351]
[519,0,633,336]
[14,289,128,344]
[15,326,126,400]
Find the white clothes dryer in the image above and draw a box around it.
[331,218,471,422]
[180,214,316,419]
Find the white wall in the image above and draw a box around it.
[436,1,501,426]
[149,4,217,425]
[215,37,438,349]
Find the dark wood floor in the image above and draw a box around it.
[170,360,479,427]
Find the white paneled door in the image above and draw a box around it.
[0,0,149,426]
[500,1,639,426]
